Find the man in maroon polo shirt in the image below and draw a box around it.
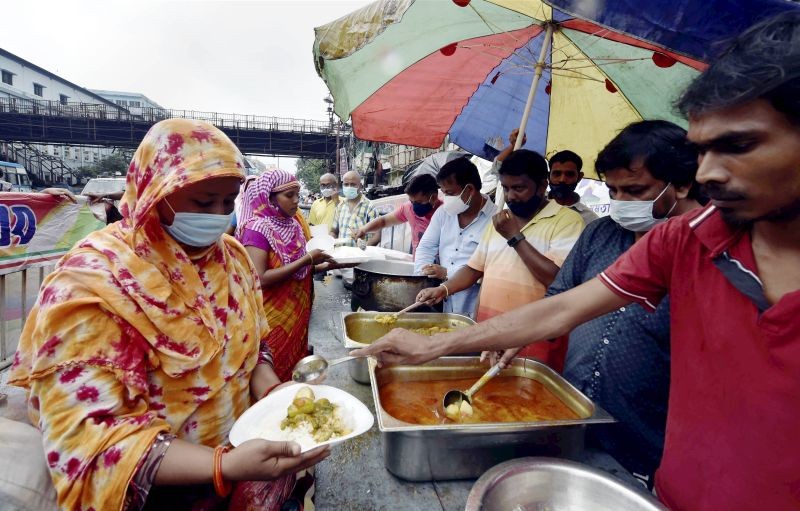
[354,13,800,510]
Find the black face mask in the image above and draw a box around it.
[507,193,543,218]
[412,201,434,217]
[549,182,577,200]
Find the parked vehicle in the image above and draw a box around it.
[0,161,33,192]
[81,177,126,197]
[49,182,79,194]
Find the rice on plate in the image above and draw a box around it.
[229,384,374,452]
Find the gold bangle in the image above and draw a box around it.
[307,253,314,266]
[440,283,450,299]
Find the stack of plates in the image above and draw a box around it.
[329,246,386,264]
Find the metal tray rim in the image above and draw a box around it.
[368,357,615,433]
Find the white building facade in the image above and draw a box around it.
[90,89,163,110]
[0,49,160,185]
[0,48,121,107]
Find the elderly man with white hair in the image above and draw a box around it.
[330,170,381,247]
[330,171,380,288]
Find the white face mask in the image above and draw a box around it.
[442,186,473,216]
[320,187,336,198]
[609,183,677,232]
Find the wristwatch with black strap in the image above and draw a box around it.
[506,232,525,247]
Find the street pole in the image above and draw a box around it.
[335,122,340,176]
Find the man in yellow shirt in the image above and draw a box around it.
[418,149,584,369]
[308,173,343,228]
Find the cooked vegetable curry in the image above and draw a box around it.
[373,315,455,336]
[409,326,454,336]
[280,386,350,441]
[379,376,579,424]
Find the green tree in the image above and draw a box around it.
[80,153,130,179]
[295,158,328,193]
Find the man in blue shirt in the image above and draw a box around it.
[546,121,704,486]
[414,158,497,318]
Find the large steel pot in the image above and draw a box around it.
[351,260,442,313]
[466,457,666,511]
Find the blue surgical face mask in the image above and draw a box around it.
[162,200,232,247]
[342,186,359,200]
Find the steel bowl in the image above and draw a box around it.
[466,457,666,511]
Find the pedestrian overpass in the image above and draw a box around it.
[0,97,348,159]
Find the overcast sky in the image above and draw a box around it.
[1,0,373,170]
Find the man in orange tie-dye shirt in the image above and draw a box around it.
[417,150,584,370]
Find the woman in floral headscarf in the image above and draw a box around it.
[238,169,338,382]
[8,119,329,511]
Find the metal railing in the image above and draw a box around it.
[0,265,53,371]
[0,97,346,135]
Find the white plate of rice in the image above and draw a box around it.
[229,384,374,452]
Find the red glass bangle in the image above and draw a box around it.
[261,382,281,399]
[213,445,232,498]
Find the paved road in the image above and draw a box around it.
[309,277,474,511]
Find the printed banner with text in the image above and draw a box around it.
[0,193,105,275]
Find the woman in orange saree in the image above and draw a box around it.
[237,170,337,382]
[8,119,328,510]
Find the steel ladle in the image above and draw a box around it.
[443,363,503,412]
[291,354,360,383]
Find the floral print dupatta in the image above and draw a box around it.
[9,119,272,510]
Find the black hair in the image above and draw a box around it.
[677,11,800,124]
[595,120,703,200]
[549,150,583,171]
[404,173,438,195]
[106,204,123,224]
[498,149,549,183]
[436,157,481,189]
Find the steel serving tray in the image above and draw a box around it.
[341,312,477,384]
[368,357,615,481]
[340,311,476,349]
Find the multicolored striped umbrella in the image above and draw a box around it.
[313,0,793,179]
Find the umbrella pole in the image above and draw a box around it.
[495,23,554,207]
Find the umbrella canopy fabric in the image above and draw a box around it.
[402,150,470,186]
[314,0,797,179]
